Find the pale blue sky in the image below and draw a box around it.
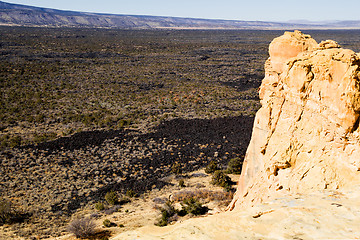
[4,0,360,22]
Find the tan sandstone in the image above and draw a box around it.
[228,30,360,210]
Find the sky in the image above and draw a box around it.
[3,0,360,22]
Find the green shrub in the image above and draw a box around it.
[125,189,137,198]
[155,210,171,227]
[226,157,243,174]
[155,201,176,227]
[205,160,220,174]
[211,170,233,191]
[67,217,97,238]
[105,191,118,205]
[181,197,208,216]
[103,219,111,228]
[95,202,105,211]
[178,179,185,188]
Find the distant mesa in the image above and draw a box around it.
[228,30,360,210]
[1,1,360,29]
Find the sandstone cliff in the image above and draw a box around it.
[229,30,360,209]
[104,31,360,239]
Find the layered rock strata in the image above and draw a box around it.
[229,31,360,210]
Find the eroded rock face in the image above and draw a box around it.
[229,31,360,210]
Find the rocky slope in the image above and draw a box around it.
[114,31,360,239]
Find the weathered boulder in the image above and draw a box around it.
[229,31,360,210]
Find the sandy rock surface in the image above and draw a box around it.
[114,187,360,239]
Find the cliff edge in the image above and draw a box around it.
[111,31,360,239]
[229,30,360,210]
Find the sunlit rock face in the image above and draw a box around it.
[229,30,360,210]
[112,32,360,240]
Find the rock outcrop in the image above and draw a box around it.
[110,31,360,240]
[229,30,360,210]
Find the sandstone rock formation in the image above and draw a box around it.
[109,31,360,240]
[229,30,360,210]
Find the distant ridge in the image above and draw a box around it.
[0,1,359,29]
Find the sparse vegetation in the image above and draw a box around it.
[95,202,105,211]
[0,198,13,225]
[170,189,233,206]
[211,170,233,191]
[103,219,112,228]
[67,217,97,239]
[155,201,177,227]
[171,163,183,175]
[105,191,118,206]
[180,197,208,216]
[0,27,267,151]
[178,179,186,188]
[126,189,137,198]
[226,157,243,174]
[205,160,220,174]
[155,195,209,227]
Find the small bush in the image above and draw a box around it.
[0,198,13,225]
[67,217,97,238]
[211,170,233,190]
[105,191,118,205]
[8,135,22,148]
[178,179,185,188]
[95,202,105,211]
[171,163,182,175]
[226,157,242,174]
[155,210,171,227]
[170,189,233,206]
[104,205,121,215]
[181,197,208,216]
[126,189,137,198]
[0,198,29,225]
[155,201,176,227]
[103,219,111,228]
[205,160,220,174]
[117,119,132,128]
